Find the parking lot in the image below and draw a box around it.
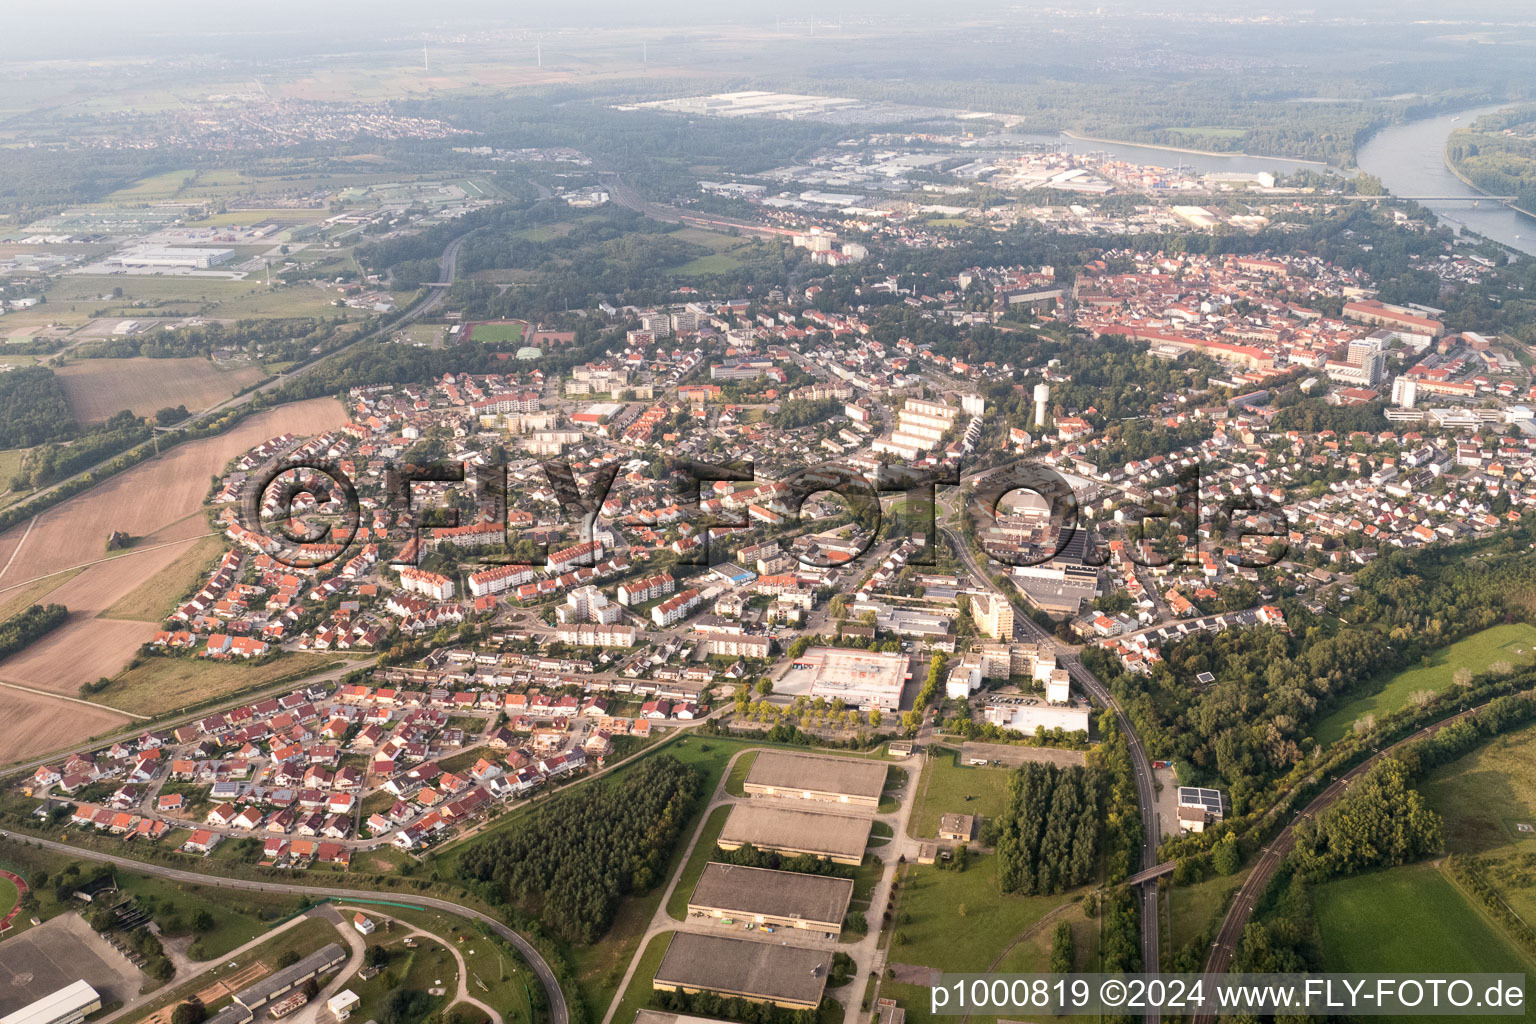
[0,912,148,1015]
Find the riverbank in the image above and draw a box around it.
[1059,129,1336,168]
[1357,102,1536,257]
[1442,132,1536,222]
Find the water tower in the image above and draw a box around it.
[1033,382,1050,429]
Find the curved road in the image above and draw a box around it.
[194,231,471,422]
[0,832,567,1024]
[1195,690,1534,1023]
[938,476,1163,1011]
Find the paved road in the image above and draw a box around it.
[1195,690,1532,1021]
[937,480,1162,1016]
[194,232,471,423]
[0,833,568,1024]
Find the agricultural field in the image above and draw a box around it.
[1314,862,1536,1023]
[908,745,1011,838]
[95,652,342,717]
[54,357,266,423]
[101,534,230,622]
[0,694,130,767]
[1314,623,1536,745]
[0,398,345,756]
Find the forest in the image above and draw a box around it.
[1085,527,1536,813]
[0,603,69,661]
[0,366,77,448]
[994,762,1102,896]
[1447,105,1536,215]
[455,755,703,943]
[12,411,153,490]
[1288,757,1442,879]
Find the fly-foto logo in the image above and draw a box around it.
[239,455,1291,574]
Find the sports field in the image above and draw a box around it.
[1314,623,1536,745]
[467,320,526,343]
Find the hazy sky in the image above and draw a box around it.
[4,0,1532,61]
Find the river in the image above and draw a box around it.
[1356,102,1536,257]
[999,131,1329,177]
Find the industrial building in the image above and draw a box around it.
[686,863,854,932]
[106,246,234,269]
[233,943,346,1011]
[782,646,909,711]
[743,750,887,809]
[717,803,871,865]
[653,933,830,1010]
[0,982,102,1024]
[981,693,1092,735]
[937,813,976,842]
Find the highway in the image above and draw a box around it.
[0,832,568,1024]
[936,478,1163,1017]
[1194,691,1533,1024]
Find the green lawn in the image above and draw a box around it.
[1419,719,1536,924]
[1422,719,1536,855]
[890,854,1073,972]
[1314,862,1536,1024]
[724,750,759,797]
[0,872,18,920]
[0,841,306,957]
[1314,623,1536,745]
[908,746,1011,839]
[346,934,459,1024]
[1166,868,1247,955]
[343,906,536,1024]
[469,322,526,344]
[665,805,731,921]
[607,931,674,1024]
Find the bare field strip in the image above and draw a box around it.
[0,397,344,586]
[102,534,228,621]
[0,398,345,712]
[0,690,131,765]
[0,614,162,696]
[54,357,266,423]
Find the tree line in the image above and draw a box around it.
[456,755,703,943]
[0,603,68,661]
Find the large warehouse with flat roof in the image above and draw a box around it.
[0,982,101,1024]
[717,803,870,865]
[743,750,887,809]
[687,863,854,932]
[782,646,909,710]
[653,933,829,1010]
